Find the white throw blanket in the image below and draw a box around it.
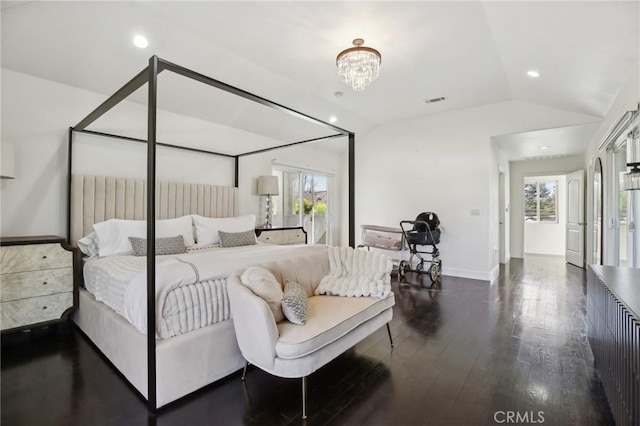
[315,246,392,298]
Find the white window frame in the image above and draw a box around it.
[598,110,639,268]
[272,162,334,245]
[524,179,559,224]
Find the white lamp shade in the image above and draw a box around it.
[1,143,16,179]
[257,175,279,195]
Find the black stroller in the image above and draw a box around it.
[398,212,442,283]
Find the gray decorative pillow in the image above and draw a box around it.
[218,229,257,248]
[281,280,307,325]
[128,235,187,256]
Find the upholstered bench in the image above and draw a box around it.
[227,248,394,419]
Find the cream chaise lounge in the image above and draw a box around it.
[227,248,395,419]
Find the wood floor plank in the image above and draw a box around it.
[1,256,615,425]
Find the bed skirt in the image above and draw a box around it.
[72,288,245,408]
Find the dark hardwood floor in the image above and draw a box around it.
[1,256,614,425]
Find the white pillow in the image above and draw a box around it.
[93,215,195,257]
[192,214,256,246]
[77,231,100,257]
[240,266,285,322]
[156,215,195,247]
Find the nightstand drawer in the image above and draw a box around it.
[1,292,73,330]
[1,243,71,273]
[1,267,73,302]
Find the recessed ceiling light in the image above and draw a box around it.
[133,35,149,49]
[539,146,550,150]
[527,70,540,78]
[329,116,338,124]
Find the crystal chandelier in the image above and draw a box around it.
[336,38,381,92]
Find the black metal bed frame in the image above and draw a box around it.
[67,55,355,411]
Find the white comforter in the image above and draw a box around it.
[123,244,327,336]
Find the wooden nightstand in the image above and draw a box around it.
[255,227,308,245]
[1,236,76,333]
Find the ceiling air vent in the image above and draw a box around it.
[425,96,447,104]
[520,154,569,161]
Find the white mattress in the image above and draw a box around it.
[83,244,327,338]
[84,254,145,316]
[73,287,245,408]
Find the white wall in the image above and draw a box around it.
[523,175,567,256]
[509,156,585,258]
[0,69,347,239]
[583,60,639,267]
[357,100,598,281]
[1,69,105,237]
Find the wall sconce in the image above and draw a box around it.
[257,175,279,228]
[624,128,639,191]
[1,143,16,179]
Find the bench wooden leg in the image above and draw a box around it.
[386,323,394,348]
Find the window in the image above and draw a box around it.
[524,181,558,223]
[614,144,629,267]
[272,165,332,245]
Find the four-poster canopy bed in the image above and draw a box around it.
[67,56,355,410]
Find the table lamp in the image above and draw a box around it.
[258,175,279,228]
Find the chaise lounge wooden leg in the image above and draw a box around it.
[241,361,249,381]
[386,323,394,348]
[302,376,308,419]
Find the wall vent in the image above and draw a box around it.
[425,96,447,104]
[520,154,569,161]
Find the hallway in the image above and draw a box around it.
[1,256,613,425]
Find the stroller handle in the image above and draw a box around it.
[399,220,433,232]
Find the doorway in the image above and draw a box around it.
[609,136,639,267]
[593,158,604,265]
[272,167,332,245]
[523,175,567,257]
[499,171,507,263]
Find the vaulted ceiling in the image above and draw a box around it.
[2,1,638,155]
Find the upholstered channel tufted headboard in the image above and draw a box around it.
[70,174,238,245]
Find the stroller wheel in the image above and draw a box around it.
[428,261,442,283]
[398,260,409,278]
[416,262,424,273]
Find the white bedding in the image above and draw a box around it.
[83,244,328,338]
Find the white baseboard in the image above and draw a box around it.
[442,267,491,282]
[523,251,564,257]
[489,264,500,282]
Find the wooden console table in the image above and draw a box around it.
[587,265,639,426]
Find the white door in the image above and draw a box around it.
[566,170,585,267]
